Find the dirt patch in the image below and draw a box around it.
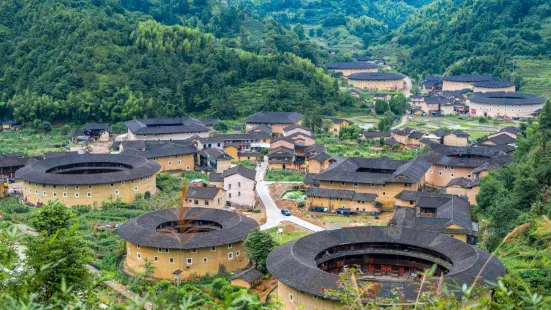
[278,221,310,233]
[88,141,112,154]
[249,276,278,302]
[268,183,296,200]
[240,196,267,225]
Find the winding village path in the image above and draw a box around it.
[256,161,324,232]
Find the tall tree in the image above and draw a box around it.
[243,228,277,273]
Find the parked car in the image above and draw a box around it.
[281,209,291,216]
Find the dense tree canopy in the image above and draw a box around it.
[0,0,346,124]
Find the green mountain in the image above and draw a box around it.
[233,0,435,53]
[394,0,551,79]
[0,0,349,124]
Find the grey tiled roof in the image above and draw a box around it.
[282,124,310,132]
[231,268,263,283]
[120,140,197,159]
[222,165,256,181]
[247,124,272,134]
[384,137,399,146]
[245,112,304,124]
[303,173,320,186]
[470,92,546,105]
[267,226,504,301]
[84,123,110,131]
[125,118,210,135]
[442,74,493,82]
[447,129,469,138]
[473,80,515,88]
[421,144,510,169]
[311,152,331,163]
[117,208,259,249]
[362,131,390,139]
[313,156,429,185]
[498,126,520,134]
[446,177,480,188]
[209,173,224,182]
[487,133,516,145]
[15,154,161,185]
[200,148,233,160]
[186,187,223,199]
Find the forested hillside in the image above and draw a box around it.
[234,0,433,52]
[0,0,348,124]
[394,0,551,78]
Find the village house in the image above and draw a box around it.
[373,93,392,103]
[306,152,331,174]
[349,88,361,98]
[391,190,478,244]
[245,112,304,136]
[467,92,546,118]
[282,124,311,137]
[185,186,226,209]
[220,165,256,208]
[196,148,233,173]
[230,268,263,289]
[421,144,510,188]
[446,177,480,205]
[326,62,378,77]
[267,146,294,170]
[2,120,22,131]
[423,75,443,92]
[347,72,405,91]
[328,118,350,136]
[305,187,379,214]
[384,137,403,150]
[361,131,391,141]
[390,127,424,147]
[197,133,270,161]
[84,123,111,142]
[308,156,431,208]
[125,117,211,141]
[118,140,197,173]
[442,129,469,147]
[442,74,494,91]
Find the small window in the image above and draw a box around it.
[169,257,174,264]
[341,182,345,186]
[194,199,199,205]
[228,252,233,260]
[53,192,57,197]
[121,181,125,186]
[229,193,232,198]
[186,166,190,170]
[87,192,92,197]
[192,248,197,253]
[75,185,79,190]
[236,250,240,257]
[53,185,56,189]
[137,253,141,259]
[35,189,38,194]
[467,174,471,178]
[158,248,162,253]
[203,258,208,264]
[211,246,216,252]
[238,182,241,188]
[430,169,433,173]
[382,192,386,196]
[136,245,141,249]
[444,166,448,170]
[450,166,454,170]
[439,171,442,176]
[238,191,241,197]
[382,184,386,188]
[168,161,172,166]
[75,193,79,198]
[165,248,170,253]
[186,258,192,265]
[353,182,359,187]
[370,183,375,187]
[229,184,232,190]
[88,185,92,189]
[134,186,138,191]
[178,160,181,165]
[43,191,47,197]
[289,293,293,302]
[204,200,209,206]
[228,244,233,249]
[451,173,454,177]
[115,190,119,195]
[64,185,67,190]
[110,183,114,187]
[154,256,158,262]
[63,192,67,197]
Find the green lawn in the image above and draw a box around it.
[265,169,304,182]
[265,227,309,245]
[232,160,257,170]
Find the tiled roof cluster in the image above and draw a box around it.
[125,118,210,135]
[245,112,304,124]
[421,144,510,170]
[120,140,197,159]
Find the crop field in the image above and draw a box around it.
[401,115,518,140]
[0,129,73,156]
[515,56,551,98]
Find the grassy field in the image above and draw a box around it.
[314,135,422,160]
[401,115,517,140]
[515,56,551,98]
[264,227,309,245]
[0,128,74,156]
[265,169,304,182]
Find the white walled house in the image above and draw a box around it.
[222,165,257,207]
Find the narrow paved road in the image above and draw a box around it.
[256,161,324,232]
[392,113,409,130]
